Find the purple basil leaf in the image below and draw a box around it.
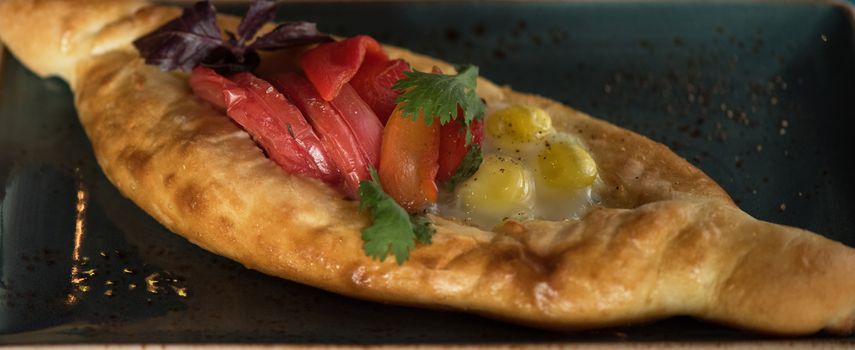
[249,21,333,51]
[237,0,276,45]
[134,0,331,73]
[133,1,223,72]
[226,30,239,46]
[203,49,260,75]
[223,31,250,60]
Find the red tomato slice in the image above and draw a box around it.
[330,84,384,167]
[350,57,410,124]
[268,72,374,197]
[379,107,440,213]
[300,35,388,101]
[189,67,340,184]
[437,116,484,184]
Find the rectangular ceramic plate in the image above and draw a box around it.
[2,0,855,346]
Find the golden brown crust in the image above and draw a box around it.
[2,0,855,335]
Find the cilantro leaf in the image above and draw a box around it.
[360,188,416,264]
[445,144,483,190]
[410,214,435,244]
[358,168,434,265]
[392,64,486,130]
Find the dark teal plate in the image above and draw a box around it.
[2,0,855,345]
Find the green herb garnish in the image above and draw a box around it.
[392,64,486,142]
[359,168,435,264]
[445,144,483,190]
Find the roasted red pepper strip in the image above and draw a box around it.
[268,72,376,197]
[437,116,484,184]
[379,107,440,213]
[330,83,384,167]
[300,35,388,101]
[189,66,230,111]
[350,56,410,124]
[189,67,339,184]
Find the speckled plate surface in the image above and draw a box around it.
[2,0,855,345]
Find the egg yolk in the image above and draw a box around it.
[485,105,552,149]
[536,141,598,192]
[457,155,533,220]
[442,104,600,227]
